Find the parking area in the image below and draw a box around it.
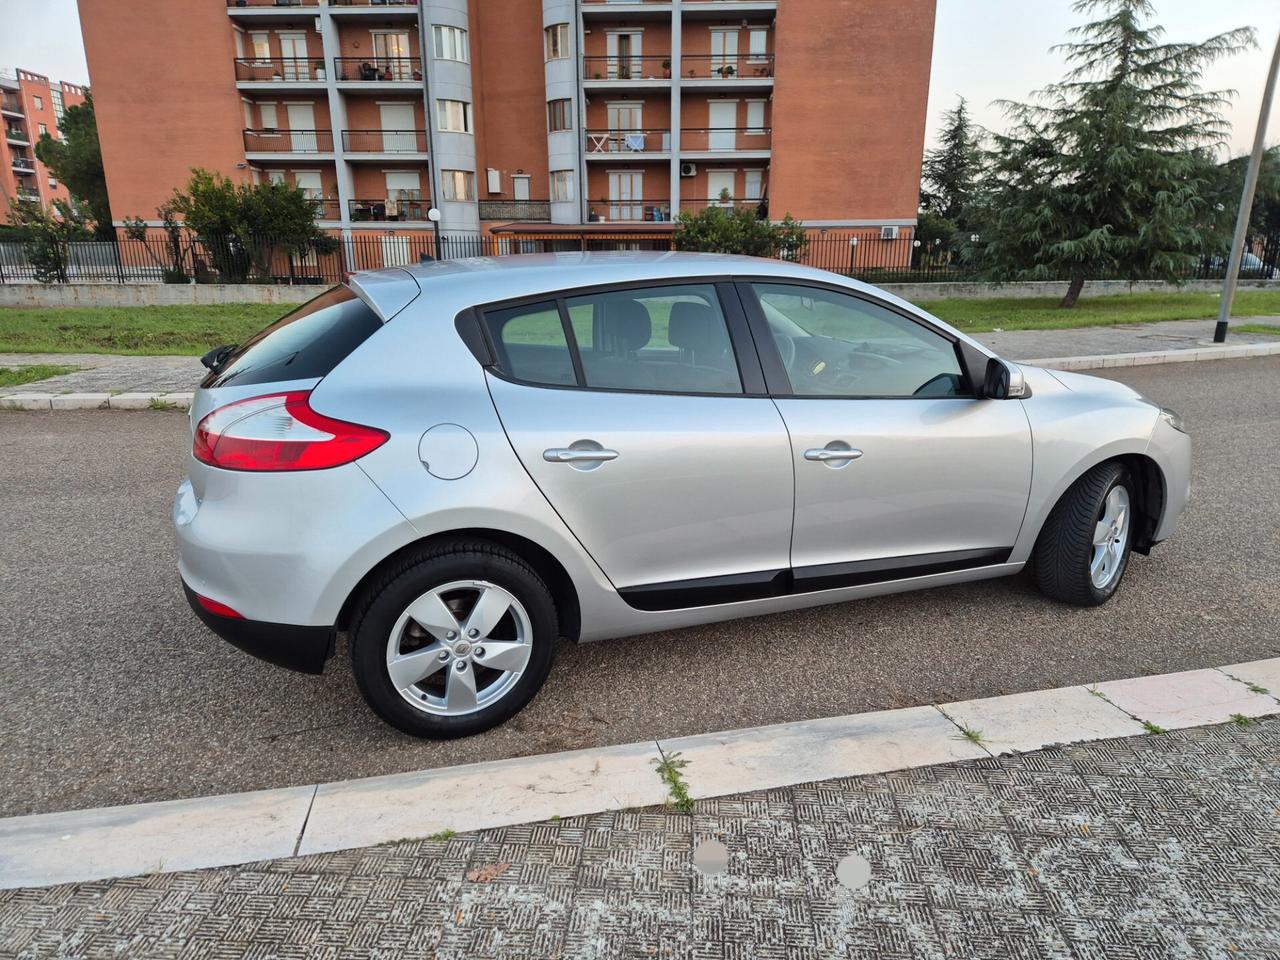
[1,356,1278,819]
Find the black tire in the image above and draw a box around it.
[1033,462,1135,607]
[349,539,558,738]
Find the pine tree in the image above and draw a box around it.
[921,97,982,228]
[977,0,1253,306]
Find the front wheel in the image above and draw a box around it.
[1033,462,1135,606]
[350,540,558,738]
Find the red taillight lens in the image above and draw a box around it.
[193,390,388,472]
[195,594,243,619]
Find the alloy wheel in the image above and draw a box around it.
[1089,486,1130,589]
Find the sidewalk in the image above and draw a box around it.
[2,317,1278,401]
[3,715,1277,959]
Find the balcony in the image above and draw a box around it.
[584,128,671,157]
[479,199,552,222]
[308,197,342,221]
[680,126,771,156]
[333,58,422,85]
[582,56,671,85]
[11,156,35,174]
[15,188,40,203]
[243,128,334,153]
[679,196,767,213]
[587,199,673,224]
[348,194,430,222]
[0,93,21,116]
[5,125,28,144]
[341,129,428,154]
[329,0,421,19]
[227,0,318,7]
[679,54,774,84]
[234,57,328,85]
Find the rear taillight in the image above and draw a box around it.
[193,390,388,472]
[195,594,243,619]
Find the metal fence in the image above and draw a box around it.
[0,231,1274,286]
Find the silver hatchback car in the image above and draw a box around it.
[175,252,1190,738]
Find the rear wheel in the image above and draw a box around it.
[1033,462,1135,606]
[350,540,558,738]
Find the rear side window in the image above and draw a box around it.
[484,301,577,386]
[202,286,382,389]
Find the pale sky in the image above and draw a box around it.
[1,0,1276,158]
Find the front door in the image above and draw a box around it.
[379,102,417,152]
[608,170,642,221]
[708,102,737,151]
[742,281,1033,582]
[286,103,316,152]
[278,33,308,80]
[483,283,793,594]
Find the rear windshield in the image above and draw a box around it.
[202,286,382,389]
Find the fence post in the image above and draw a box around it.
[115,238,126,284]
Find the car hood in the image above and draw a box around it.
[1029,365,1145,402]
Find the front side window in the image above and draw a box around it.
[550,170,574,202]
[432,24,469,62]
[566,284,741,394]
[484,301,576,387]
[751,283,968,398]
[547,98,572,132]
[545,24,569,60]
[441,168,475,201]
[436,99,472,133]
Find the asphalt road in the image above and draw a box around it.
[2,357,1278,818]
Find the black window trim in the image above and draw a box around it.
[733,277,982,401]
[469,275,769,399]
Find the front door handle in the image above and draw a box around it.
[804,446,864,462]
[543,447,619,463]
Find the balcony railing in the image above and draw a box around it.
[680,126,772,151]
[0,93,22,114]
[234,57,327,82]
[15,189,40,202]
[307,197,342,220]
[330,0,420,6]
[5,126,28,144]
[348,194,430,222]
[587,199,672,223]
[680,54,774,79]
[333,57,422,82]
[584,128,671,154]
[342,129,427,152]
[226,0,319,7]
[11,157,35,173]
[478,199,552,221]
[582,56,672,81]
[679,196,767,213]
[243,128,334,152]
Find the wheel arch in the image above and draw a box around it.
[1028,451,1166,557]
[336,527,583,642]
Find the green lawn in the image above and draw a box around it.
[1234,322,1280,337]
[0,364,78,388]
[0,304,284,355]
[1,290,1278,357]
[916,290,1280,333]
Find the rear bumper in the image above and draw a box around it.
[183,581,334,674]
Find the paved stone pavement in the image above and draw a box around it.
[3,717,1278,960]
[2,317,1278,395]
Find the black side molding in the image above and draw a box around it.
[618,548,1014,612]
[183,582,334,674]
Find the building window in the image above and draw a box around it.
[748,28,769,61]
[550,170,574,202]
[442,169,476,201]
[38,122,48,137]
[744,169,764,201]
[250,32,271,63]
[33,95,43,111]
[432,24,469,62]
[259,102,278,129]
[51,88,65,124]
[746,100,766,135]
[545,24,569,61]
[436,99,472,133]
[547,98,572,132]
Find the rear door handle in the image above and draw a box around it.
[543,447,619,463]
[804,446,864,462]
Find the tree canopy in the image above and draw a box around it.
[973,0,1254,306]
[33,94,113,239]
[920,96,983,229]
[672,198,808,260]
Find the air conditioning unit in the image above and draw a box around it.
[880,225,900,240]
[680,162,697,178]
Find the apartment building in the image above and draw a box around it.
[78,0,935,257]
[0,70,88,220]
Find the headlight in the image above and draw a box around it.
[1158,407,1186,433]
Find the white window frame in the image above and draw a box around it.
[249,32,271,64]
[743,168,764,201]
[545,23,570,61]
[431,24,469,63]
[441,168,476,201]
[259,102,279,130]
[436,99,473,134]
[550,170,574,203]
[745,99,767,135]
[748,28,769,62]
[32,95,43,111]
[292,169,323,199]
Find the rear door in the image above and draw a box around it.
[482,280,794,602]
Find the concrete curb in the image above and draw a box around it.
[1021,339,1280,371]
[0,391,193,411]
[2,657,1277,890]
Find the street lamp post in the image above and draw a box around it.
[1214,29,1280,343]
[427,207,443,262]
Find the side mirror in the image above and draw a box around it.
[984,357,1010,399]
